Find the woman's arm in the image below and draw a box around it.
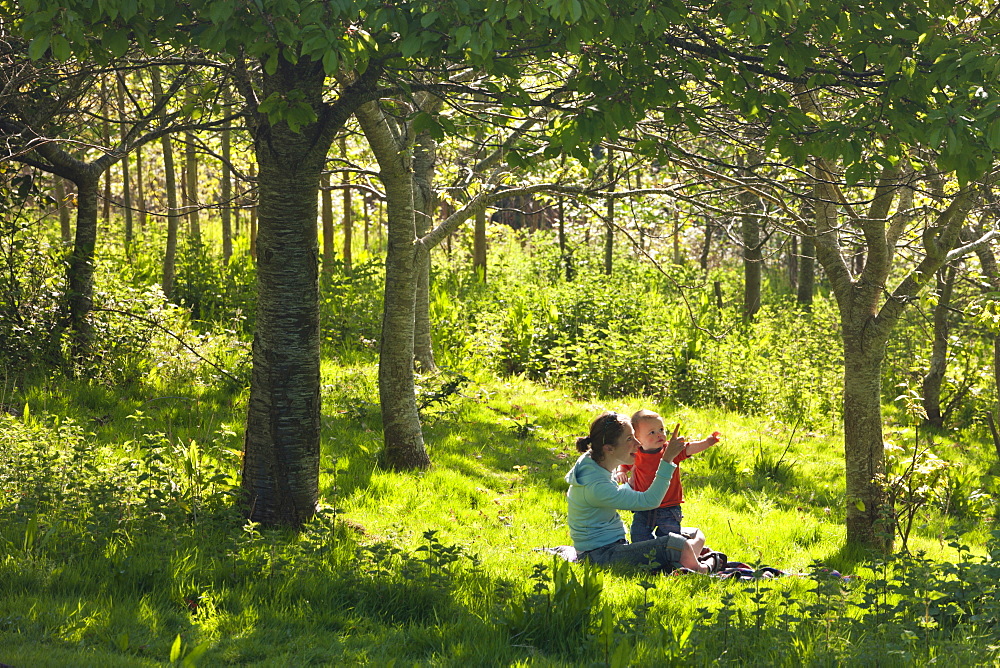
[587,459,677,509]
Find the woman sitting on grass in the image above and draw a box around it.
[565,411,722,574]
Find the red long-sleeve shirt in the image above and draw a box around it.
[624,447,689,507]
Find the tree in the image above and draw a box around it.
[0,28,207,363]
[560,1,1000,551]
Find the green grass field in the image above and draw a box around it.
[2,356,998,667]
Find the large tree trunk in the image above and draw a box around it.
[842,326,892,551]
[241,59,337,526]
[922,265,956,428]
[355,101,431,470]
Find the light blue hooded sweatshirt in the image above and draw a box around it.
[565,452,677,552]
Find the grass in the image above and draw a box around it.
[2,216,998,665]
[2,356,998,667]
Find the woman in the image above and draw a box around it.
[565,411,720,573]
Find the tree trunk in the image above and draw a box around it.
[249,162,258,260]
[797,234,815,308]
[241,59,339,526]
[135,145,146,233]
[185,132,200,240]
[559,197,572,281]
[66,170,102,363]
[412,127,437,372]
[788,235,799,293]
[321,171,334,272]
[101,77,112,223]
[160,133,179,299]
[355,101,431,470]
[473,206,486,281]
[340,135,352,274]
[922,265,956,428]
[740,154,762,323]
[54,177,72,244]
[116,76,133,255]
[699,219,712,271]
[842,327,893,552]
[604,196,614,275]
[221,98,233,263]
[151,68,179,299]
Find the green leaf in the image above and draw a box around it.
[322,49,339,75]
[107,30,129,58]
[170,634,183,663]
[50,34,71,61]
[27,34,50,61]
[854,499,866,512]
[120,0,138,20]
[986,120,1000,150]
[182,641,211,667]
[400,33,421,58]
[209,2,233,24]
[454,25,472,47]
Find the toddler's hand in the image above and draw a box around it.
[612,468,630,484]
[709,430,722,445]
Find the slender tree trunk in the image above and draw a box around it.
[699,219,712,270]
[412,127,437,371]
[221,99,233,263]
[559,197,572,281]
[922,265,956,428]
[355,101,431,470]
[249,162,258,260]
[321,171,334,272]
[740,153,762,323]
[116,76,133,256]
[672,207,683,265]
[473,206,486,281]
[788,235,799,293]
[161,135,180,298]
[185,132,200,240]
[340,136,352,274]
[798,234,815,308]
[54,178,72,243]
[135,145,146,233]
[604,196,614,275]
[151,68,180,299]
[973,232,1000,444]
[101,77,112,224]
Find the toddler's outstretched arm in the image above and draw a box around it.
[686,431,721,456]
